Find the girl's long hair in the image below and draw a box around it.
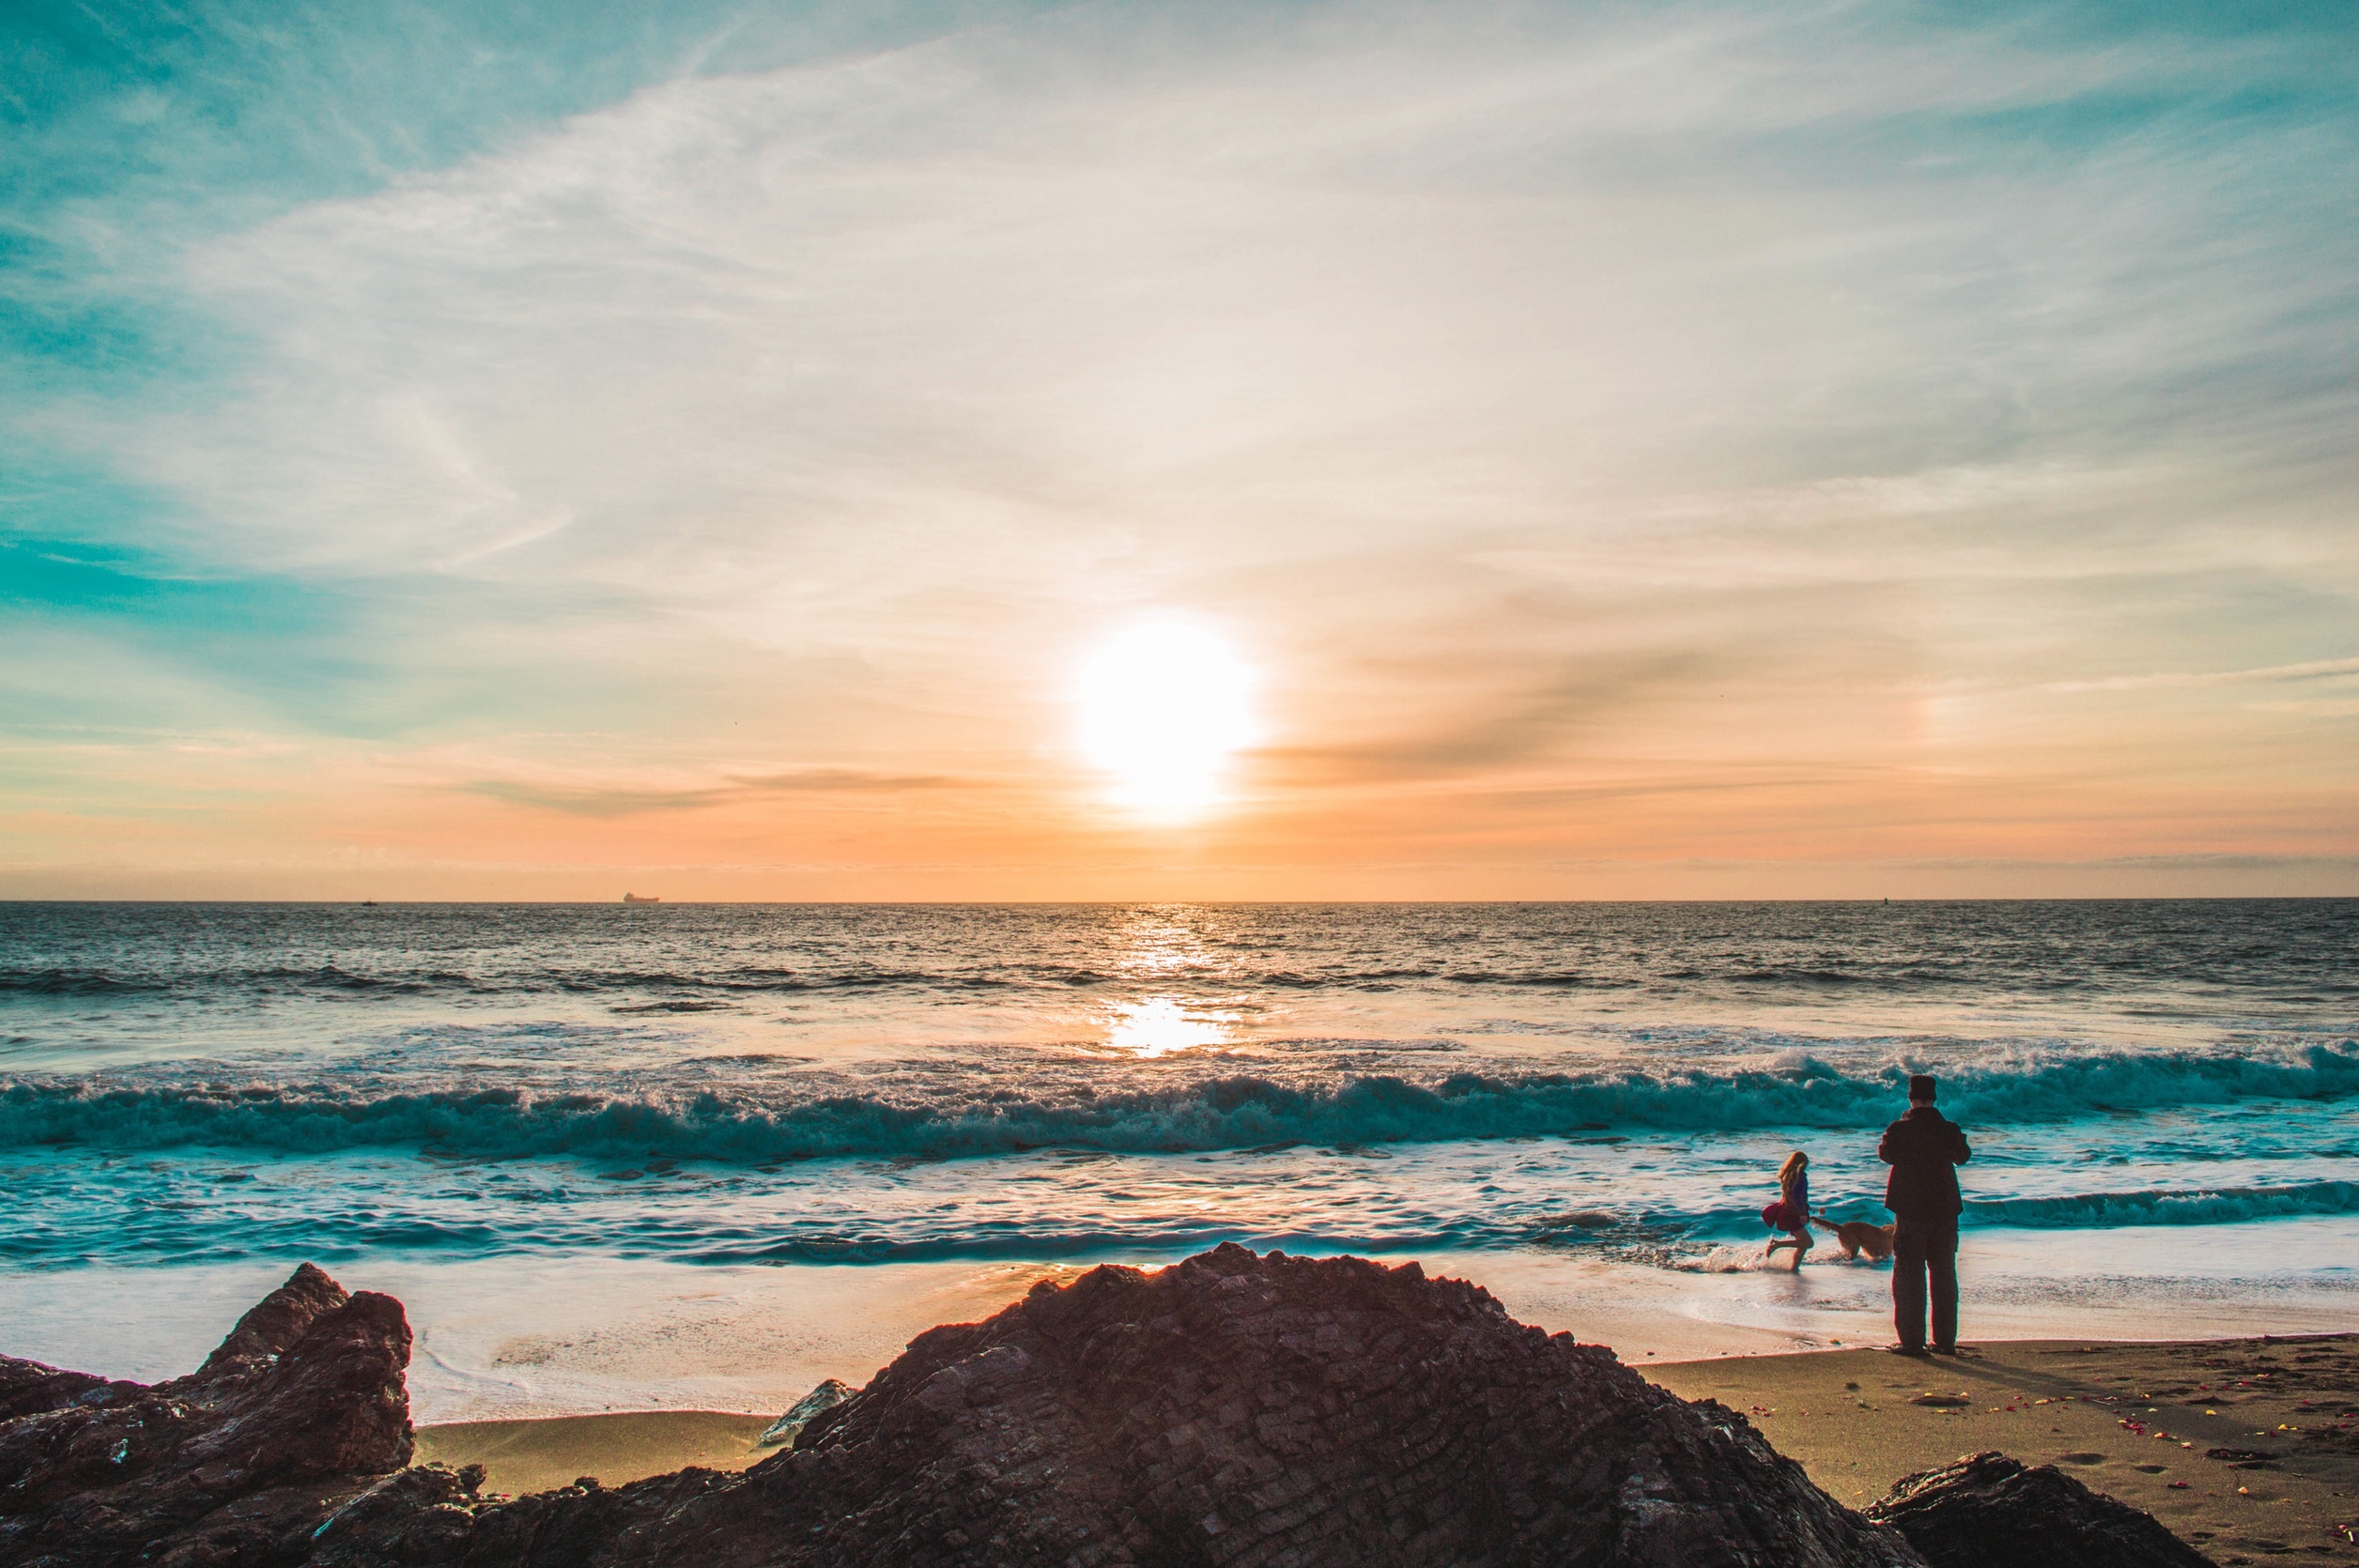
[1778,1150,1808,1194]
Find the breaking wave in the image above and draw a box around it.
[5,1043,2351,1161]
[1966,1179,2359,1229]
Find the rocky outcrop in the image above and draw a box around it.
[317,1243,1918,1567]
[5,1249,2223,1568]
[0,1362,130,1426]
[1865,1451,2216,1568]
[755,1378,853,1447]
[0,1262,414,1568]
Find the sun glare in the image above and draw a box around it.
[1074,617,1257,823]
[1105,997,1235,1057]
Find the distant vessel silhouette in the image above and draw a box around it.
[622,893,660,903]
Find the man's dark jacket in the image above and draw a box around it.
[1878,1105,1972,1222]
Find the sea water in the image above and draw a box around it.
[3,901,2353,1415]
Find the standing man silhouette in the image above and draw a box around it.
[1880,1073,1971,1357]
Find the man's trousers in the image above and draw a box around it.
[1891,1218,1959,1351]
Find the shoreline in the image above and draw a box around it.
[7,1239,2351,1560]
[418,1332,2359,1563]
[6,1233,2352,1422]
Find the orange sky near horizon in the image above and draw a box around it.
[12,622,2353,900]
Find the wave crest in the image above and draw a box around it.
[1968,1179,2359,1229]
[4,1044,2351,1161]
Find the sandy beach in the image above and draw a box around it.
[415,1410,777,1498]
[420,1332,2359,1563]
[1654,1334,2359,1565]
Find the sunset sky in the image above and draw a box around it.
[5,0,2355,899]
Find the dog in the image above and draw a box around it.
[1810,1212,1895,1262]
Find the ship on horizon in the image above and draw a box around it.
[622,892,660,903]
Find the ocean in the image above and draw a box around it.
[4,900,2354,1416]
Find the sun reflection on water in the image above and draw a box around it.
[1105,997,1235,1057]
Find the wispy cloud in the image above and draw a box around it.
[2043,655,2359,693]
[463,769,963,818]
[4,0,2356,893]
[1258,651,1725,785]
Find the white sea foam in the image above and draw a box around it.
[6,1231,2351,1422]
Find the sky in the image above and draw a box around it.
[3,0,2355,900]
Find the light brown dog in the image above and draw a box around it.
[1810,1212,1895,1262]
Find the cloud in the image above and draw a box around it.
[6,0,2357,889]
[2043,655,2359,693]
[1258,651,1724,785]
[462,768,963,817]
[67,1,2354,606]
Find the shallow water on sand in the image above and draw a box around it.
[4,900,2353,1404]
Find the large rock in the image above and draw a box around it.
[0,1262,414,1568]
[5,1249,2220,1568]
[1866,1451,2216,1568]
[317,1243,1919,1566]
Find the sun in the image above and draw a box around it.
[1074,617,1257,823]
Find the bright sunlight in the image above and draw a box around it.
[1104,997,1237,1057]
[1074,617,1257,823]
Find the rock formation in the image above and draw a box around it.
[1865,1452,2217,1568]
[4,1246,2221,1568]
[0,1262,414,1567]
[317,1243,1916,1566]
[754,1378,853,1448]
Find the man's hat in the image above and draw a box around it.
[1908,1074,1937,1101]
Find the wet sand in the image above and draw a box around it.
[1653,1333,2358,1565]
[414,1410,777,1498]
[418,1333,2359,1564]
